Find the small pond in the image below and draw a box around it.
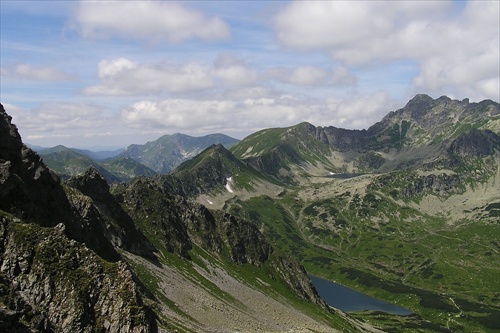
[310,276,413,315]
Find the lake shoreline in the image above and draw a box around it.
[309,275,413,316]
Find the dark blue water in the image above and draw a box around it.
[310,276,413,315]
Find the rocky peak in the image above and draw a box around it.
[168,144,244,196]
[0,104,70,228]
[66,167,155,258]
[0,104,23,160]
[405,93,435,112]
[66,166,111,202]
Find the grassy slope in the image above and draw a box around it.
[224,164,500,332]
[115,185,357,332]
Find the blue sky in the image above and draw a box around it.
[1,0,498,149]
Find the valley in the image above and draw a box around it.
[1,94,499,332]
[188,95,500,332]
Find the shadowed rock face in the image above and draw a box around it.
[115,176,327,308]
[0,103,158,332]
[447,129,500,158]
[0,218,157,333]
[0,104,70,228]
[65,167,155,258]
[0,104,119,261]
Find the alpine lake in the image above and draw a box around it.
[310,276,413,315]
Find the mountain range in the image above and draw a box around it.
[0,94,499,332]
[34,133,239,183]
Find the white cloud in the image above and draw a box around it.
[322,91,393,129]
[10,103,107,132]
[98,58,136,78]
[213,65,258,86]
[212,54,258,86]
[84,55,265,96]
[83,55,359,97]
[120,96,302,136]
[120,89,393,138]
[83,59,214,95]
[273,1,500,101]
[273,1,454,63]
[72,1,230,42]
[267,66,357,87]
[1,63,74,81]
[121,99,237,131]
[288,66,327,85]
[331,67,358,87]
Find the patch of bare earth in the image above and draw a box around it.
[125,253,347,333]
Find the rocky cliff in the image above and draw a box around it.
[0,104,157,332]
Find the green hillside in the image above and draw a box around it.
[39,146,155,183]
[198,95,500,332]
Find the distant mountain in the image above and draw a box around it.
[73,147,124,160]
[36,132,240,182]
[33,145,124,160]
[25,143,46,151]
[38,146,122,183]
[100,156,156,181]
[118,133,239,173]
[38,146,155,183]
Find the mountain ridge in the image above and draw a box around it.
[229,94,499,181]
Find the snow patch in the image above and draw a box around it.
[225,177,234,193]
[241,146,254,159]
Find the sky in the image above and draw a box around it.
[1,0,499,149]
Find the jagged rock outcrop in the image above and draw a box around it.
[216,212,273,265]
[354,152,386,171]
[0,217,156,333]
[0,105,71,228]
[0,104,119,261]
[65,167,155,258]
[307,124,369,152]
[400,173,463,198]
[270,254,326,305]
